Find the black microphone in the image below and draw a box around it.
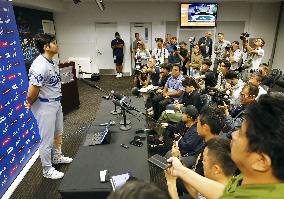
[111,90,124,100]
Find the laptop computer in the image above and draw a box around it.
[84,123,111,146]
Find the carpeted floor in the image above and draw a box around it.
[10,75,139,199]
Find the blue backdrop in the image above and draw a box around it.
[0,0,41,197]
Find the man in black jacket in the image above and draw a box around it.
[149,77,202,147]
[198,31,213,59]
[164,105,203,168]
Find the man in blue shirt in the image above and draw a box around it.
[152,64,185,120]
[167,36,181,64]
[111,32,124,78]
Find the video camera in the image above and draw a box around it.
[206,87,230,106]
[240,32,250,40]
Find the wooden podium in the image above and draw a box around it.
[59,62,80,114]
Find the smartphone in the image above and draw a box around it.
[148,154,171,170]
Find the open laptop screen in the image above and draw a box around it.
[99,123,111,144]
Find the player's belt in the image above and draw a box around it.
[39,96,62,102]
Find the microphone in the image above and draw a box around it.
[111,90,124,100]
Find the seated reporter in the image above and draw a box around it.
[215,60,231,92]
[195,59,217,89]
[171,106,226,196]
[224,71,245,106]
[165,137,237,199]
[164,105,203,168]
[222,84,258,138]
[147,57,160,86]
[166,93,284,199]
[258,64,274,88]
[131,65,150,96]
[150,77,202,147]
[147,63,171,114]
[186,44,203,78]
[248,73,267,99]
[152,64,184,120]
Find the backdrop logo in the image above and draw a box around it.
[0,1,41,197]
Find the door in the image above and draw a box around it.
[94,23,117,72]
[130,23,152,69]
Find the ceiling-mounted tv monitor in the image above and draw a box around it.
[180,3,218,28]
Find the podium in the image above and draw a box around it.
[59,62,80,114]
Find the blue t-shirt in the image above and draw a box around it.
[111,38,124,57]
[150,67,160,86]
[166,44,180,64]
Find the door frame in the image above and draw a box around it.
[94,22,117,74]
[130,22,152,74]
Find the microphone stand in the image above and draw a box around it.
[119,107,132,131]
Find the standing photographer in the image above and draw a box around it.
[229,41,243,71]
[135,41,151,68]
[177,41,189,76]
[243,37,265,72]
[167,36,181,64]
[213,33,231,74]
[186,44,203,78]
[198,31,213,59]
[152,38,169,67]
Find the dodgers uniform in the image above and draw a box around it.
[29,54,63,173]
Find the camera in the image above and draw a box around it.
[225,43,231,51]
[133,69,142,76]
[240,32,250,40]
[173,45,180,51]
[206,87,230,106]
[188,36,195,48]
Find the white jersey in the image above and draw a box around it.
[29,54,61,99]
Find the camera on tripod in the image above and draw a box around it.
[240,32,250,40]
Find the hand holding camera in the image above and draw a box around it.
[161,123,169,128]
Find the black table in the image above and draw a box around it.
[59,97,150,199]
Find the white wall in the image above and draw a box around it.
[273,3,284,70]
[54,1,281,74]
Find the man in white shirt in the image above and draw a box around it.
[151,38,169,67]
[229,41,242,71]
[245,38,265,71]
[213,33,231,74]
[248,73,267,99]
[224,71,245,106]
